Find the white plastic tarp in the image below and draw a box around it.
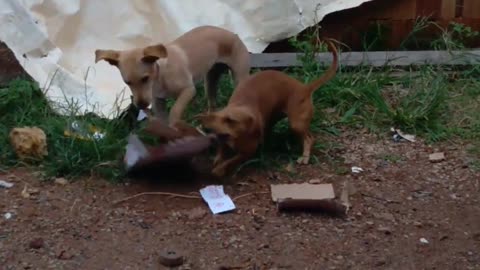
[0,0,371,118]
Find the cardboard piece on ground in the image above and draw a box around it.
[200,185,236,214]
[270,183,346,215]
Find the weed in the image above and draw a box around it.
[432,22,480,51]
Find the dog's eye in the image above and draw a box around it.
[141,76,149,83]
[224,117,235,125]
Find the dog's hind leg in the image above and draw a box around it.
[204,63,228,111]
[288,108,314,165]
[229,40,251,86]
[230,57,250,86]
[293,128,314,165]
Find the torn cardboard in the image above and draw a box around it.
[270,183,346,215]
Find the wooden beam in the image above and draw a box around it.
[463,0,480,19]
[250,50,480,68]
[441,0,456,19]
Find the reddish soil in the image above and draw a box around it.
[1,131,480,269]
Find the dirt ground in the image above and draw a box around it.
[1,130,480,270]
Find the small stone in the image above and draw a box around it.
[57,249,74,260]
[377,226,392,235]
[228,236,238,245]
[54,178,68,186]
[29,238,44,249]
[308,179,322,184]
[375,259,387,267]
[429,152,445,163]
[185,207,207,220]
[419,238,429,244]
[375,212,395,222]
[159,249,184,267]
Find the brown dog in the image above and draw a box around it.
[197,39,338,177]
[95,26,250,125]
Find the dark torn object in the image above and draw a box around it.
[124,133,218,175]
[144,118,205,141]
[124,118,227,180]
[270,183,346,217]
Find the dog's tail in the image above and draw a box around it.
[305,38,338,94]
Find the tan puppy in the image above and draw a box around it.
[197,39,338,177]
[95,25,250,125]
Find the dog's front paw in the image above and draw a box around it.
[296,155,310,165]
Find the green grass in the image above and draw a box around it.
[1,64,480,180]
[1,20,480,180]
[0,79,133,180]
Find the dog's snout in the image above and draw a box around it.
[136,100,150,110]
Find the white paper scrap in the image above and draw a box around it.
[124,135,150,169]
[420,238,429,244]
[0,180,14,189]
[351,166,364,173]
[391,127,416,142]
[200,185,236,214]
[137,110,148,121]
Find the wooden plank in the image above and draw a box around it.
[391,0,416,20]
[368,0,416,20]
[250,50,480,68]
[463,0,480,18]
[456,0,464,18]
[416,0,442,18]
[441,0,456,18]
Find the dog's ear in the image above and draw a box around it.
[226,109,254,127]
[95,49,120,66]
[142,44,167,63]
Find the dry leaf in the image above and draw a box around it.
[21,185,30,198]
[21,185,39,199]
